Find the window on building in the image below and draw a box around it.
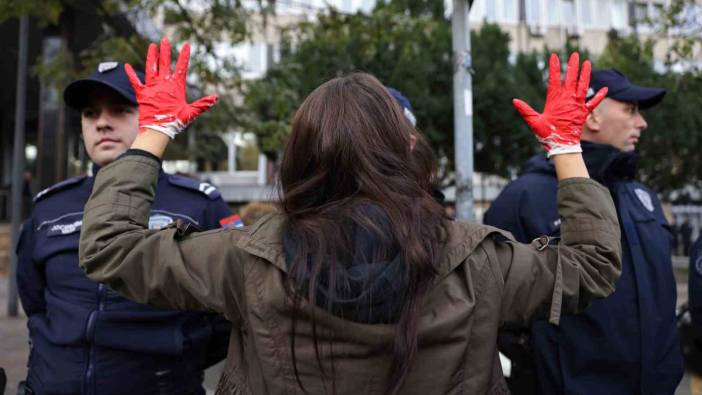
[486,0,497,22]
[249,43,267,76]
[562,0,576,29]
[469,0,487,22]
[630,1,649,26]
[526,0,543,26]
[502,0,518,22]
[675,3,702,35]
[547,0,561,25]
[593,0,610,28]
[610,0,628,29]
[651,3,664,20]
[579,0,593,27]
[235,133,261,171]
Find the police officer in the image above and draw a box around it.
[688,234,702,373]
[16,62,235,394]
[485,69,683,394]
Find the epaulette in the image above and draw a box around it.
[33,176,87,203]
[167,175,222,200]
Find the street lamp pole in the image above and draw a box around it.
[452,0,474,222]
[8,15,30,317]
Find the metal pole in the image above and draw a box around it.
[452,0,474,222]
[8,15,30,317]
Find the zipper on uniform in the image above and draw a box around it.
[84,283,105,395]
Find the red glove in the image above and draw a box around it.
[124,37,218,139]
[512,53,608,157]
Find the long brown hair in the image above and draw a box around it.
[280,73,448,394]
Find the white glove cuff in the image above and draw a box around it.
[141,120,186,140]
[547,143,582,157]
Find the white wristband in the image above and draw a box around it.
[547,143,582,157]
[142,120,186,140]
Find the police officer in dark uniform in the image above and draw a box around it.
[485,69,683,394]
[16,62,236,395]
[687,234,702,373]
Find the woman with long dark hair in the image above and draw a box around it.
[79,38,619,394]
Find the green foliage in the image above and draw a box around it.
[7,0,255,165]
[471,24,544,177]
[245,4,454,163]
[655,0,702,68]
[0,0,62,25]
[244,8,547,178]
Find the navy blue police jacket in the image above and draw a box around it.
[484,141,683,395]
[17,163,234,395]
[690,236,702,329]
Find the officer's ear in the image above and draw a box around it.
[585,110,601,132]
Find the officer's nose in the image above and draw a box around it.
[95,109,111,131]
[635,112,648,131]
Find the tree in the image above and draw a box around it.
[244,3,547,179]
[471,24,545,178]
[655,0,702,70]
[1,0,258,165]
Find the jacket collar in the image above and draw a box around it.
[519,142,639,187]
[240,213,509,280]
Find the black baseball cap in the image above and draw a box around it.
[64,62,145,110]
[586,69,666,109]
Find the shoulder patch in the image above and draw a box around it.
[695,256,702,277]
[167,175,222,200]
[33,176,87,203]
[634,188,655,213]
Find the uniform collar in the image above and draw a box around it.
[581,141,639,186]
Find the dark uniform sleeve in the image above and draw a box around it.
[483,184,531,243]
[484,178,557,244]
[483,178,622,325]
[689,236,702,329]
[16,217,47,316]
[79,155,247,323]
[204,196,233,230]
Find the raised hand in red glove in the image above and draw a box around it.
[124,37,218,139]
[513,52,608,157]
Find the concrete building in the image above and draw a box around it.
[468,0,702,70]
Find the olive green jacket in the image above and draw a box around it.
[79,155,621,395]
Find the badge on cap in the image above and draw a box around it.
[634,188,655,212]
[98,62,119,73]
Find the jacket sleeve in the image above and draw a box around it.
[201,197,233,367]
[485,177,622,325]
[78,155,247,323]
[16,217,47,316]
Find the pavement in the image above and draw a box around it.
[0,261,697,394]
